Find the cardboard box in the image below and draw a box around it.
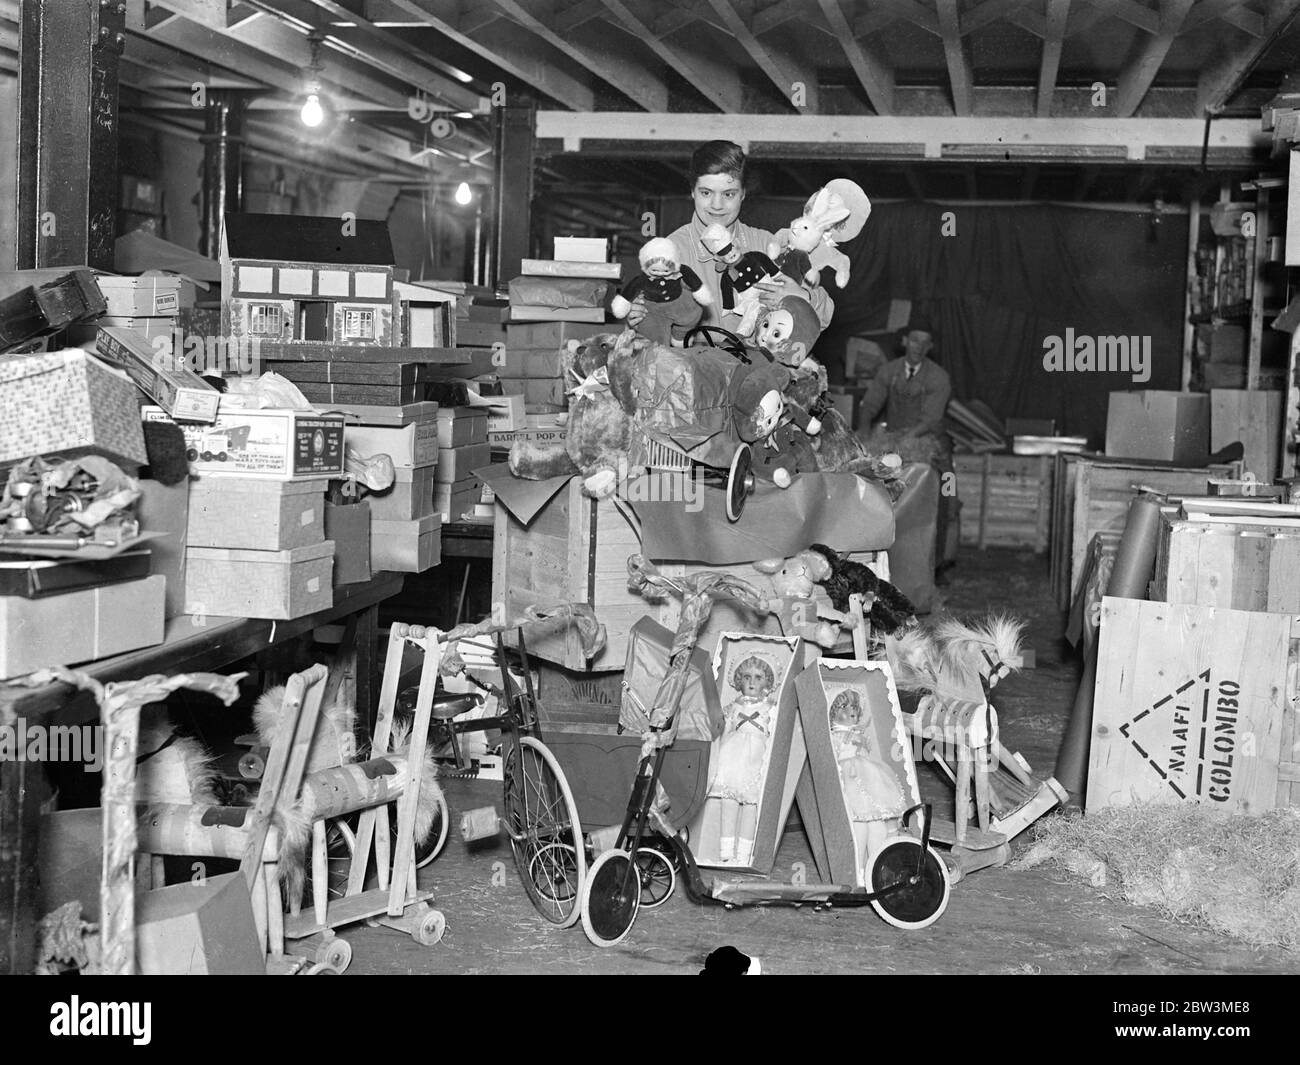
[1105,391,1209,465]
[136,872,265,975]
[136,479,189,619]
[0,550,151,598]
[435,407,490,448]
[433,478,481,522]
[143,406,346,480]
[295,380,424,406]
[185,541,335,620]
[325,499,372,585]
[508,306,605,323]
[687,632,803,875]
[522,259,621,279]
[506,321,604,348]
[474,392,525,432]
[0,575,166,679]
[371,513,441,573]
[499,377,567,407]
[553,236,609,263]
[1089,596,1300,814]
[1211,389,1284,484]
[345,419,439,469]
[455,320,507,347]
[488,427,566,451]
[498,347,566,378]
[795,659,921,886]
[367,463,437,521]
[95,273,187,317]
[0,349,147,468]
[96,326,221,423]
[187,476,326,551]
[436,442,490,484]
[326,400,438,427]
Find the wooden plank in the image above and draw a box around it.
[1037,0,1071,117]
[1114,0,1195,117]
[816,0,894,115]
[1090,597,1291,813]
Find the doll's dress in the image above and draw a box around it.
[708,695,772,804]
[831,726,906,821]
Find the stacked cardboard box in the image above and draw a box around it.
[80,272,194,344]
[435,407,489,523]
[500,244,616,415]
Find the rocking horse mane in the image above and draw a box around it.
[931,615,1026,689]
[885,615,1025,704]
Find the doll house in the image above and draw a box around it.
[220,214,455,351]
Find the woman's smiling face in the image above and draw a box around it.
[693,172,745,228]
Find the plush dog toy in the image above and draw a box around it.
[804,542,917,634]
[611,237,711,347]
[769,179,871,290]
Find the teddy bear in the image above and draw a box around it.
[700,224,782,337]
[769,178,871,290]
[751,551,839,648]
[610,237,711,347]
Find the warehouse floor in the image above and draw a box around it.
[331,550,1295,975]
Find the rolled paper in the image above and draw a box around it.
[1054,494,1161,803]
[459,806,500,842]
[1104,495,1163,599]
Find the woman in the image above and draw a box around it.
[633,141,833,337]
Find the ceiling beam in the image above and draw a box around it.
[601,0,742,112]
[537,111,1269,162]
[382,0,595,110]
[1115,0,1195,117]
[554,0,606,33]
[936,0,974,116]
[853,9,900,35]
[1197,0,1300,112]
[488,0,668,111]
[1008,7,1048,36]
[1221,5,1265,33]
[1096,0,1161,33]
[752,0,812,34]
[817,0,895,115]
[1037,0,1071,117]
[962,0,1033,35]
[149,3,411,108]
[704,0,821,112]
[1183,0,1254,32]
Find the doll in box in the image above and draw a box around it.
[707,655,777,863]
[700,224,782,337]
[828,688,907,875]
[610,237,712,347]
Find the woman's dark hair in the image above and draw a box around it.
[690,140,748,187]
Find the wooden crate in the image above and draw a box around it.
[1089,596,1300,813]
[491,483,884,672]
[1050,456,1230,609]
[1210,388,1283,484]
[1152,514,1300,612]
[953,454,1052,552]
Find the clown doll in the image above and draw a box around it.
[707,655,777,864]
[700,223,782,337]
[828,689,907,879]
[610,237,712,347]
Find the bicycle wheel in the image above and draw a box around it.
[301,820,355,907]
[581,849,640,947]
[867,837,951,931]
[502,734,586,927]
[634,846,676,909]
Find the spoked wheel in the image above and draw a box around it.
[581,849,640,947]
[866,836,951,931]
[502,734,586,927]
[634,846,676,909]
[302,820,355,907]
[386,786,450,871]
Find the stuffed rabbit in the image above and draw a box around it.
[769,179,871,290]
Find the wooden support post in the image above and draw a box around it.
[17,0,125,269]
[493,99,535,287]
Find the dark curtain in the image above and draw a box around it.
[812,202,1188,446]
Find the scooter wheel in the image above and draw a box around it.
[867,837,950,931]
[581,850,640,947]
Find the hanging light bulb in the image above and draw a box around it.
[454,181,473,206]
[300,92,325,128]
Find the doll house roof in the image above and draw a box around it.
[220,213,395,267]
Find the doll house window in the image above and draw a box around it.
[342,308,376,340]
[248,303,283,335]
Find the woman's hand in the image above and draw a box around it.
[626,295,648,328]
